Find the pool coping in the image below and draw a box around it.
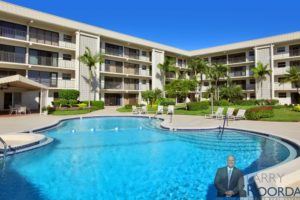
[2,114,300,198]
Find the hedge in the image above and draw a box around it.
[159,98,176,106]
[234,99,279,106]
[58,90,80,100]
[214,99,230,106]
[187,101,210,111]
[82,100,105,109]
[245,106,274,120]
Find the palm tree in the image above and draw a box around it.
[188,58,209,100]
[157,57,177,96]
[252,62,272,98]
[79,47,104,107]
[206,63,228,100]
[282,67,300,102]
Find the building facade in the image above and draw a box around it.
[0,1,299,111]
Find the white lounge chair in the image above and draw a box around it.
[140,106,148,114]
[18,106,27,115]
[205,107,224,119]
[232,109,246,120]
[167,105,174,115]
[218,107,235,119]
[132,106,138,114]
[156,105,164,115]
[9,106,18,115]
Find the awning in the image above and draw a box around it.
[0,75,48,90]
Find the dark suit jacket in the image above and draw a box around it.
[214,167,245,197]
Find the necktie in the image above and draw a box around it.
[228,169,232,188]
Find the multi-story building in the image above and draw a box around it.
[0,1,299,112]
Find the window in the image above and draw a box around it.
[250,93,256,99]
[0,44,26,63]
[29,49,58,66]
[278,77,285,83]
[62,73,71,80]
[29,27,59,46]
[178,59,183,67]
[142,80,146,84]
[277,62,286,68]
[0,20,27,40]
[63,54,72,61]
[276,47,286,53]
[63,34,72,42]
[249,51,255,56]
[250,79,255,84]
[53,92,59,99]
[28,71,58,87]
[141,51,147,56]
[204,82,209,86]
[142,65,147,70]
[278,93,287,98]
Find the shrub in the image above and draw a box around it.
[245,106,274,120]
[214,99,230,106]
[77,103,87,109]
[59,99,69,107]
[68,99,78,107]
[293,105,300,112]
[124,104,133,109]
[187,101,210,111]
[58,90,80,100]
[52,100,61,107]
[159,98,176,106]
[91,101,104,109]
[264,99,279,105]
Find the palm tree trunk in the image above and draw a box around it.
[199,74,203,101]
[261,80,263,99]
[88,67,92,108]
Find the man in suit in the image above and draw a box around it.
[214,155,246,198]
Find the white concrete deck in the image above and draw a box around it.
[0,107,299,196]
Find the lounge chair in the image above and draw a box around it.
[132,106,138,114]
[156,105,164,115]
[205,107,224,119]
[9,106,18,115]
[232,109,246,120]
[218,107,235,119]
[167,105,174,115]
[18,106,27,115]
[140,106,148,114]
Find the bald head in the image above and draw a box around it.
[227,155,235,168]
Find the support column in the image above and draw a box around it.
[74,31,80,90]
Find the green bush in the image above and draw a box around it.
[77,103,87,109]
[293,105,300,112]
[52,100,61,107]
[234,99,279,106]
[245,106,274,120]
[58,90,80,100]
[214,99,230,106]
[59,99,69,107]
[187,101,210,111]
[159,98,176,106]
[124,104,133,109]
[68,99,78,107]
[91,101,104,109]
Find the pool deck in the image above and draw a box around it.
[0,106,299,197]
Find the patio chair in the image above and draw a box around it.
[167,105,174,115]
[205,107,224,119]
[18,106,27,115]
[140,106,147,114]
[232,109,246,120]
[9,106,18,115]
[156,105,164,115]
[132,106,138,114]
[218,107,235,119]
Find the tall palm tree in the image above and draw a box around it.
[252,62,272,98]
[206,63,228,100]
[188,58,209,100]
[79,47,104,107]
[157,57,177,96]
[282,67,300,102]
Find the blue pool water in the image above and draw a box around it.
[0,117,295,200]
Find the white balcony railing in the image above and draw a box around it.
[58,59,75,69]
[140,84,149,91]
[59,41,76,49]
[274,67,289,75]
[274,82,295,90]
[57,79,75,89]
[139,69,150,76]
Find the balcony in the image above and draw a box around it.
[0,26,27,40]
[124,67,139,75]
[289,49,300,57]
[105,47,123,57]
[140,84,149,91]
[274,82,295,90]
[274,67,288,75]
[59,41,76,49]
[228,56,246,64]
[246,84,255,90]
[104,82,123,90]
[0,51,26,64]
[30,56,58,67]
[58,60,75,69]
[166,72,176,79]
[211,56,227,65]
[104,65,123,73]
[140,55,150,62]
[229,71,246,77]
[57,79,75,88]
[139,69,150,76]
[124,84,139,90]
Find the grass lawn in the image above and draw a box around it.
[49,108,100,115]
[261,107,300,122]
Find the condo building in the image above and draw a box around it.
[0,1,300,112]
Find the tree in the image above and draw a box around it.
[252,62,272,98]
[79,47,104,107]
[165,79,197,101]
[220,85,244,102]
[281,66,300,103]
[188,58,209,100]
[157,57,177,96]
[141,89,162,107]
[206,63,228,100]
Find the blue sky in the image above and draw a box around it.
[4,0,300,50]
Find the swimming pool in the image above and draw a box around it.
[0,117,297,199]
